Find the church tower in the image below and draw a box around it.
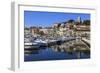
[77,16,82,23]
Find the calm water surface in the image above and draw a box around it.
[24,42,90,61]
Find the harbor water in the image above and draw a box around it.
[24,39,90,61]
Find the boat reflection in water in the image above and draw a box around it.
[24,39,90,61]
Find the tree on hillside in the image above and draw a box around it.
[83,20,90,25]
[67,19,75,23]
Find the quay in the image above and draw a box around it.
[81,38,90,48]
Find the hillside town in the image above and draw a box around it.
[24,16,90,42]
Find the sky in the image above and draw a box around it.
[24,11,90,27]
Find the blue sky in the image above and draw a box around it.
[24,11,90,27]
